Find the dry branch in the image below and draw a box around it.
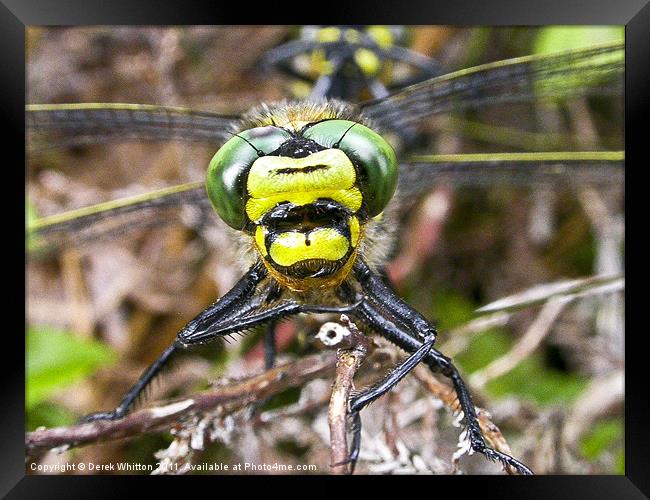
[26,352,336,457]
[318,316,370,474]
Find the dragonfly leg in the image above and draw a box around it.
[178,301,361,345]
[354,299,532,475]
[332,332,435,473]
[78,262,274,423]
[264,320,277,370]
[353,259,438,341]
[348,259,533,475]
[79,261,362,423]
[80,264,266,422]
[78,342,178,423]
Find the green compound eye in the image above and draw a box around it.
[206,126,292,229]
[303,120,398,217]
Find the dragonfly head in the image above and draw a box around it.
[205,103,398,291]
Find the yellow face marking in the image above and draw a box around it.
[246,149,363,222]
[349,216,360,247]
[248,149,355,196]
[254,226,268,256]
[246,189,362,223]
[268,228,350,267]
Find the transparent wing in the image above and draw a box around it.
[397,151,624,212]
[361,41,623,131]
[27,182,213,253]
[27,103,242,151]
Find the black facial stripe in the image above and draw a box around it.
[274,165,329,175]
[261,199,352,229]
[334,220,352,240]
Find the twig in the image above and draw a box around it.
[26,352,336,457]
[317,315,369,475]
[440,312,511,357]
[470,297,569,388]
[563,369,624,447]
[440,274,623,359]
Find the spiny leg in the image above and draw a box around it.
[264,320,277,370]
[350,259,533,475]
[334,273,437,469]
[79,261,361,423]
[353,259,437,339]
[333,334,436,472]
[78,263,270,422]
[178,300,362,345]
[79,343,177,423]
[356,299,533,475]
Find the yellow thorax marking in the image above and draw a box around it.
[245,149,363,222]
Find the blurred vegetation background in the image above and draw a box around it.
[26,26,624,474]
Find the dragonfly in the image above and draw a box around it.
[26,27,624,475]
[260,25,442,100]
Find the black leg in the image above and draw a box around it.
[78,264,269,422]
[350,336,435,413]
[348,259,533,475]
[354,299,533,475]
[80,303,295,423]
[177,262,268,340]
[264,320,277,370]
[354,259,437,340]
[333,333,436,472]
[179,300,361,345]
[78,261,361,423]
[79,342,178,422]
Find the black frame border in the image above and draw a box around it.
[7,0,647,496]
